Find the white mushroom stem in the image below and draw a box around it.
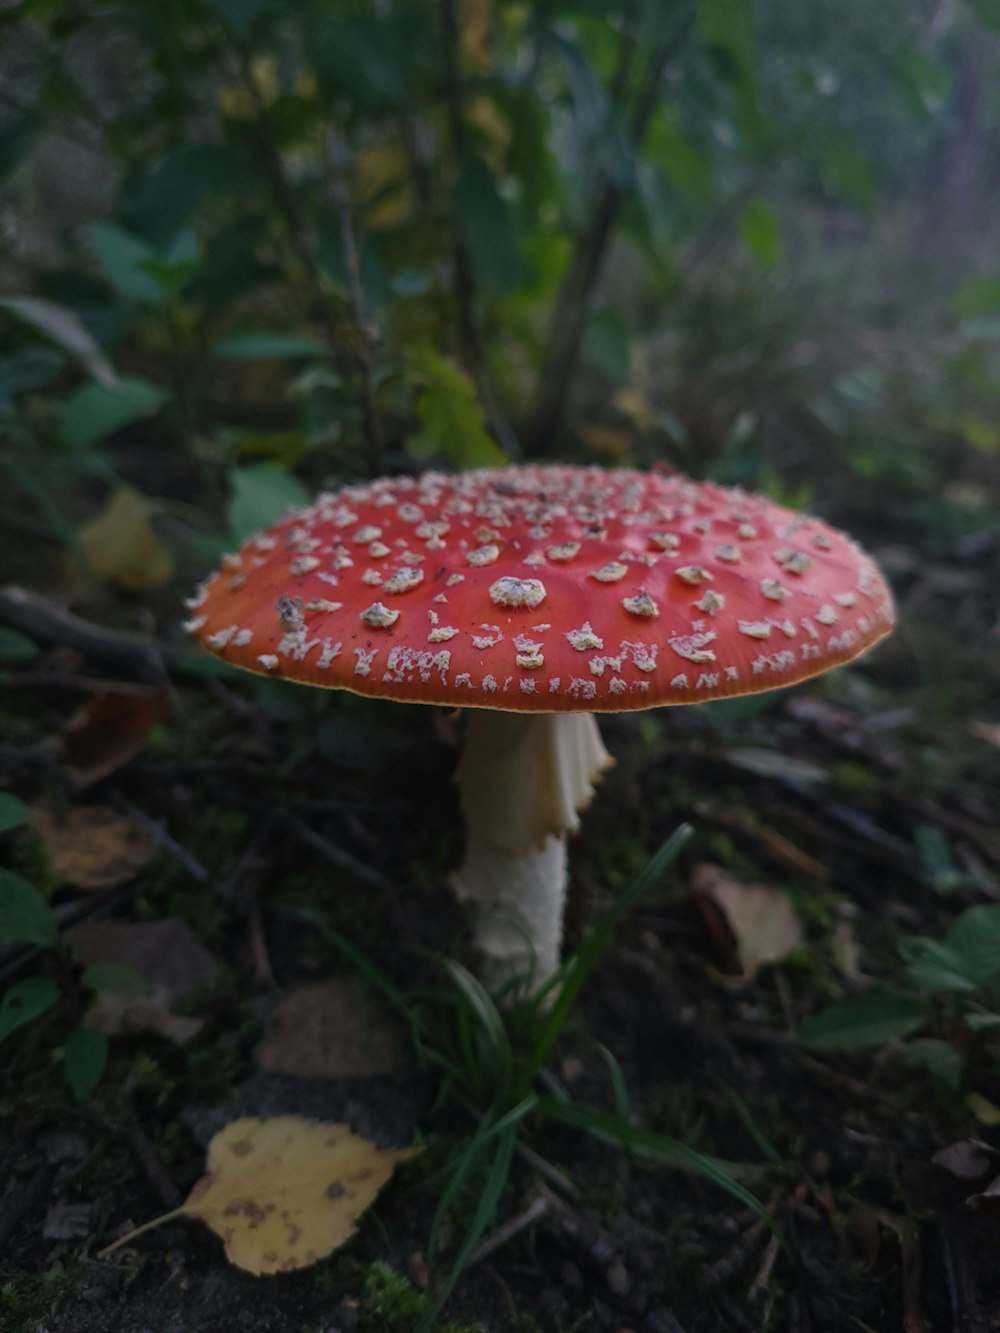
[451,710,614,992]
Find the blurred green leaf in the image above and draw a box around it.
[121,145,247,247]
[0,793,30,834]
[0,870,59,947]
[64,1025,108,1099]
[202,0,273,33]
[891,46,952,121]
[907,1038,963,1090]
[58,377,168,451]
[646,112,713,200]
[819,135,876,212]
[967,0,1000,31]
[0,978,60,1046]
[0,112,41,180]
[407,347,505,468]
[87,224,166,305]
[0,296,116,387]
[214,333,329,360]
[954,276,1000,318]
[739,198,780,267]
[0,629,41,662]
[797,991,929,1052]
[455,156,525,292]
[0,348,65,411]
[226,463,310,542]
[583,310,631,383]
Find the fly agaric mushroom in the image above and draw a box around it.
[186,465,894,990]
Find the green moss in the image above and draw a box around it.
[358,1261,481,1333]
[0,1260,86,1333]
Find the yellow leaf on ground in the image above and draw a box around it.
[79,487,174,591]
[100,1117,419,1272]
[184,1117,419,1274]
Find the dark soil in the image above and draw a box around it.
[2,494,1000,1333]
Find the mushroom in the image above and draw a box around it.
[187,465,895,990]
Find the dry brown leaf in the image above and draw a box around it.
[971,721,1000,750]
[32,803,154,890]
[62,688,166,786]
[68,918,220,1044]
[79,487,174,591]
[692,861,803,981]
[102,1117,420,1274]
[254,979,407,1079]
[932,1139,998,1180]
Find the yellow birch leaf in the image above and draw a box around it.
[183,1117,419,1274]
[79,488,174,591]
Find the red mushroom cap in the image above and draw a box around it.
[186,465,895,712]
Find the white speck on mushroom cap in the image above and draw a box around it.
[189,464,894,710]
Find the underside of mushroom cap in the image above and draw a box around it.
[187,465,895,712]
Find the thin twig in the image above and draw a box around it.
[281,812,399,896]
[85,1102,182,1210]
[232,44,385,468]
[469,1192,550,1267]
[331,169,383,475]
[439,0,522,459]
[108,791,210,884]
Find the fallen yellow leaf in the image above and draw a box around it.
[100,1116,420,1274]
[79,487,174,591]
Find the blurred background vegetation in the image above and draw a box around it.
[0,0,998,591]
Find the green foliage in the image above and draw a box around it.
[798,903,1000,1095]
[0,0,992,536]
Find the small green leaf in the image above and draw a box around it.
[407,347,505,469]
[739,199,781,268]
[0,295,117,388]
[81,963,151,996]
[945,905,1000,987]
[59,377,168,451]
[797,990,930,1052]
[64,1025,108,1099]
[0,870,59,946]
[0,977,60,1045]
[0,793,30,834]
[213,332,328,360]
[87,223,165,305]
[0,629,40,662]
[819,135,876,212]
[226,463,311,543]
[907,1038,963,1090]
[899,936,978,992]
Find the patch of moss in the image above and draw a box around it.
[0,1260,85,1333]
[359,1261,481,1333]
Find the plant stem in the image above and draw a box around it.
[234,46,382,474]
[440,0,522,459]
[525,20,690,455]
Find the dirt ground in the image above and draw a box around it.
[2,485,1000,1333]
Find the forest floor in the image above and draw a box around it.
[2,477,1000,1333]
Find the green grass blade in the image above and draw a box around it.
[533,823,694,1069]
[442,958,513,1091]
[419,1124,519,1333]
[536,1097,769,1219]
